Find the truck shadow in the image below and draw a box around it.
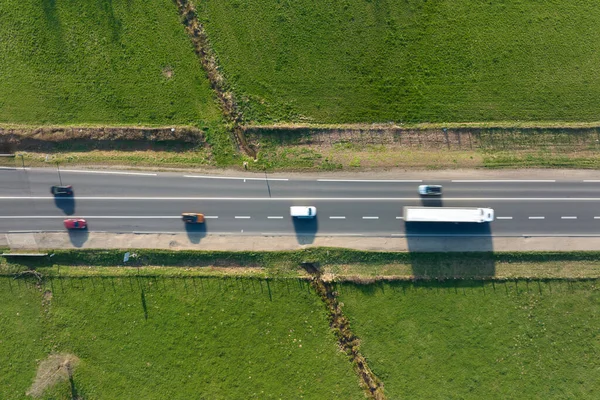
[405,222,494,278]
[292,217,319,245]
[185,223,207,244]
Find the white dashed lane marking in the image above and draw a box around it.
[362,216,379,220]
[561,216,577,219]
[496,217,513,220]
[267,216,283,219]
[329,216,346,219]
[528,216,545,220]
[234,216,251,219]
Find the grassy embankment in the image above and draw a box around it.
[4,249,600,280]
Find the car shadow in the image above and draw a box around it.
[67,227,89,248]
[405,222,494,279]
[185,223,207,244]
[419,196,443,208]
[54,196,75,215]
[292,217,319,245]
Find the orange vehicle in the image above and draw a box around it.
[181,213,205,224]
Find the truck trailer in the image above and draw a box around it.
[403,207,494,223]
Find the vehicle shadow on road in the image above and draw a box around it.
[405,222,495,279]
[292,217,319,245]
[67,228,89,248]
[185,223,207,244]
[54,196,75,215]
[420,197,443,208]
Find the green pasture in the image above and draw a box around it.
[198,0,600,124]
[0,277,361,399]
[338,280,600,399]
[0,0,221,125]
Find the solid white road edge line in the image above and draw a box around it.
[451,179,556,183]
[184,175,288,181]
[60,169,157,176]
[6,196,600,201]
[317,179,422,183]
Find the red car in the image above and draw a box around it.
[64,218,87,230]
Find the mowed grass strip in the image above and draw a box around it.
[338,280,600,399]
[0,0,221,125]
[0,277,362,399]
[198,0,600,124]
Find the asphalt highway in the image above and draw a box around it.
[2,168,600,237]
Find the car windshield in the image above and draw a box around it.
[73,222,79,227]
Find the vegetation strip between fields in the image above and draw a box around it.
[303,262,385,399]
[174,0,254,158]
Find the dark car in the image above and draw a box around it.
[418,185,443,196]
[51,185,73,196]
[64,218,87,230]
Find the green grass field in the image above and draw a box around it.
[0,280,47,400]
[198,0,600,124]
[0,277,361,399]
[338,280,600,399]
[0,0,221,125]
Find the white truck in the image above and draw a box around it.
[403,207,494,223]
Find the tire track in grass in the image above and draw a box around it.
[302,263,386,399]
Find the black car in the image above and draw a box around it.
[418,185,442,196]
[51,185,73,196]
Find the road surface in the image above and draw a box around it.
[1,167,600,237]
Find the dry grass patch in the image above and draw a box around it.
[323,147,483,169]
[22,150,213,168]
[26,353,80,398]
[323,260,600,281]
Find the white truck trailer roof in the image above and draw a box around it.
[403,207,494,223]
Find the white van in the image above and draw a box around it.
[290,206,317,219]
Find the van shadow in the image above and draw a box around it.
[405,222,494,279]
[68,228,89,248]
[292,217,319,245]
[185,223,207,244]
[54,197,75,215]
